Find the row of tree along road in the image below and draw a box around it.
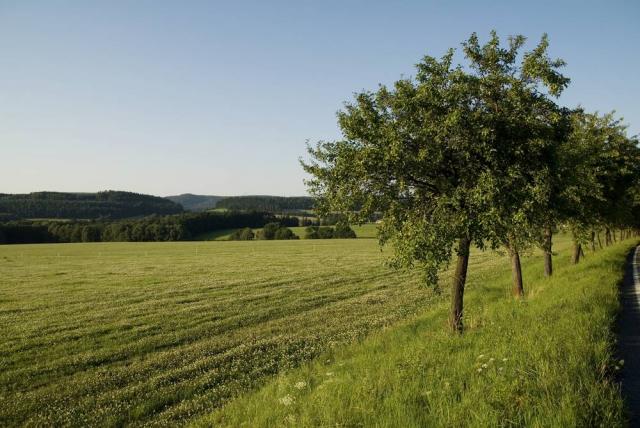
[303,31,640,332]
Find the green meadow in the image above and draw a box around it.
[0,232,633,426]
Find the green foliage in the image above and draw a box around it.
[256,223,299,240]
[303,31,571,284]
[229,227,255,241]
[0,211,284,244]
[216,196,315,212]
[333,224,357,239]
[304,225,356,239]
[164,194,225,211]
[257,222,281,240]
[304,226,333,239]
[0,191,183,219]
[274,227,299,240]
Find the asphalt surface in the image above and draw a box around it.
[618,245,640,427]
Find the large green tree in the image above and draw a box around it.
[459,33,569,295]
[303,32,568,332]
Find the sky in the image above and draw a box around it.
[1,1,639,197]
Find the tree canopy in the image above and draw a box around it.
[303,31,640,332]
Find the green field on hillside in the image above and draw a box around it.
[0,235,633,426]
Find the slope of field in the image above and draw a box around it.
[202,238,634,427]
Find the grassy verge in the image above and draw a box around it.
[198,240,635,427]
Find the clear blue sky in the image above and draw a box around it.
[1,0,638,196]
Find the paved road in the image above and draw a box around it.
[619,246,640,426]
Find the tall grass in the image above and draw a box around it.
[198,239,635,427]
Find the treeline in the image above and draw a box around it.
[0,191,183,220]
[304,31,640,333]
[216,196,315,212]
[0,211,300,244]
[304,225,356,239]
[227,224,358,241]
[164,194,224,211]
[229,223,299,240]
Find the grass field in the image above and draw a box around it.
[0,233,633,426]
[202,237,635,427]
[1,236,426,426]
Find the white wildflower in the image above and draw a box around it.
[279,395,295,406]
[294,381,307,390]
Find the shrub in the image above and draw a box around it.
[304,226,339,239]
[229,227,255,241]
[256,223,280,240]
[274,227,299,240]
[333,224,356,239]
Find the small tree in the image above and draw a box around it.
[334,224,357,239]
[229,227,255,240]
[304,226,320,239]
[256,222,280,240]
[274,227,299,240]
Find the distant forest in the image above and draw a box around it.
[0,191,330,244]
[216,196,315,212]
[164,194,224,211]
[0,191,183,220]
[165,194,316,212]
[0,211,300,244]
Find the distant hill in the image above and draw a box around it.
[0,191,183,220]
[165,194,225,211]
[215,195,315,212]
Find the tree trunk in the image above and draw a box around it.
[590,231,596,252]
[579,245,585,259]
[605,228,612,246]
[449,237,471,333]
[572,242,582,264]
[509,245,524,297]
[613,229,617,243]
[543,227,553,277]
[597,231,603,249]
